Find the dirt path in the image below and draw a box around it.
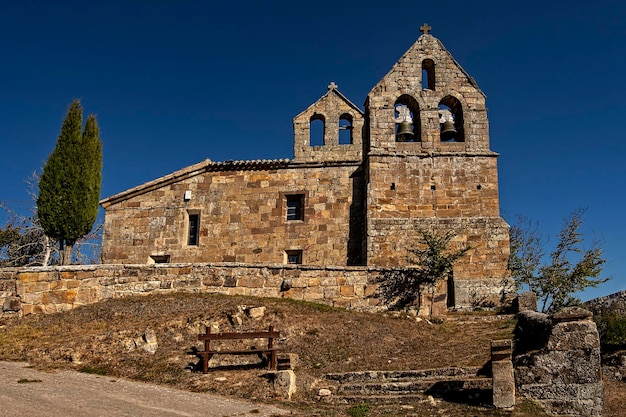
[0,362,289,417]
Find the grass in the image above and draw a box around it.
[347,404,370,417]
[517,399,545,414]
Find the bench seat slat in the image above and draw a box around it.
[195,326,280,373]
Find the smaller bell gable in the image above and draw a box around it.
[293,82,364,163]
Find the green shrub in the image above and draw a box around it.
[596,313,626,349]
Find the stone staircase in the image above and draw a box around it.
[324,366,492,404]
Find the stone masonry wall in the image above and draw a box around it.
[102,162,362,266]
[0,264,384,316]
[514,308,603,417]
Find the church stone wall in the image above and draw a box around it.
[99,28,512,312]
[102,162,363,266]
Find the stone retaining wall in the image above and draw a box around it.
[0,263,387,316]
[514,307,603,417]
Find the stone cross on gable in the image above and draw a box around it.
[327,81,338,90]
[420,23,432,35]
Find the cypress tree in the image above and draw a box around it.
[37,100,102,265]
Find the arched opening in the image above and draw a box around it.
[339,113,353,144]
[438,96,465,142]
[422,59,435,90]
[309,114,325,146]
[394,95,420,142]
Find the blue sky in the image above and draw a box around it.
[0,1,624,301]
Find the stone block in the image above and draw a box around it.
[516,291,537,312]
[21,304,33,316]
[2,296,21,312]
[551,306,593,323]
[202,274,224,287]
[340,286,355,297]
[333,298,352,308]
[282,288,304,300]
[226,287,249,296]
[492,360,515,409]
[274,370,297,400]
[547,321,600,351]
[17,272,41,283]
[303,287,324,300]
[223,276,237,287]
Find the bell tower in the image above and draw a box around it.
[364,25,511,309]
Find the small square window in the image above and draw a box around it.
[286,194,304,221]
[286,250,302,265]
[188,213,199,246]
[150,255,170,264]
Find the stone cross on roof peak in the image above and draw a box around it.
[327,81,338,90]
[419,23,432,35]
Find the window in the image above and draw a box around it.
[422,59,435,90]
[188,213,199,245]
[286,250,302,265]
[150,255,170,264]
[286,194,304,221]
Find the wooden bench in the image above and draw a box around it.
[196,326,280,373]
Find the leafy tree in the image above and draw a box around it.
[376,230,470,317]
[37,100,102,265]
[508,209,608,313]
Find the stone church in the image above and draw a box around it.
[100,26,510,308]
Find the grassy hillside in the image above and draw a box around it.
[0,293,620,416]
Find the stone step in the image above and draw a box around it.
[332,394,427,405]
[337,377,491,396]
[325,366,485,384]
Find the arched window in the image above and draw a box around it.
[394,95,420,142]
[309,114,325,146]
[339,113,353,144]
[422,59,435,90]
[438,96,465,142]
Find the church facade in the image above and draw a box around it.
[100,26,511,309]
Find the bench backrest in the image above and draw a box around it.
[198,326,279,341]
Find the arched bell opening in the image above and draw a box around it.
[394,95,420,142]
[309,113,326,146]
[339,113,353,144]
[438,96,465,142]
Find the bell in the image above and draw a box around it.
[441,121,457,141]
[396,121,414,141]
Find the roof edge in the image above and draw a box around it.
[100,157,362,208]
